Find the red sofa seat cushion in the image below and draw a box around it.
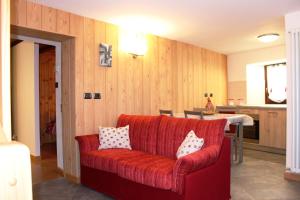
[81,149,146,174]
[157,116,226,159]
[118,153,176,190]
[116,114,161,154]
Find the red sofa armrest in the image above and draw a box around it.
[75,134,99,154]
[172,144,221,194]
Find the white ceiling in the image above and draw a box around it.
[40,0,300,54]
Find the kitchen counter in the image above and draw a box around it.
[217,104,286,110]
[217,104,287,151]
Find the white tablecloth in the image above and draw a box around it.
[174,113,254,131]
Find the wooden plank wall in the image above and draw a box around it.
[39,47,56,144]
[10,0,227,178]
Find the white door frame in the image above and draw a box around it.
[11,34,64,170]
[1,0,11,141]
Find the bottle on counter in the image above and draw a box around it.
[228,98,235,106]
[205,97,215,113]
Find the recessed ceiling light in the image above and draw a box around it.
[257,33,280,43]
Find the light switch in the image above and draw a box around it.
[84,93,92,99]
[94,93,101,99]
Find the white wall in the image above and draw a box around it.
[1,0,11,141]
[246,63,265,105]
[11,41,40,156]
[228,45,286,82]
[246,59,286,105]
[227,45,286,104]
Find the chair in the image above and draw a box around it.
[193,107,206,112]
[184,110,203,119]
[218,110,239,163]
[159,109,174,117]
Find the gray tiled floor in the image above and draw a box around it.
[231,150,300,200]
[33,149,300,200]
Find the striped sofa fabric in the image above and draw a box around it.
[76,114,226,195]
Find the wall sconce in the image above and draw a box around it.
[120,30,147,58]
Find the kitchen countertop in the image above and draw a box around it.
[216,104,287,110]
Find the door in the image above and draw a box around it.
[11,34,63,169]
[11,41,40,156]
[259,109,286,149]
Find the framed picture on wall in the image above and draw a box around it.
[99,43,112,67]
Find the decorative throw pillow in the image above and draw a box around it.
[98,125,131,150]
[176,130,204,158]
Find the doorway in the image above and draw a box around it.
[39,44,57,160]
[10,35,63,183]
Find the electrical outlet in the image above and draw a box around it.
[84,93,92,99]
[94,93,101,99]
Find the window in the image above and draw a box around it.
[264,63,287,104]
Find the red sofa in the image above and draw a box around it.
[75,114,231,200]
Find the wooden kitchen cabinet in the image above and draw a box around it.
[238,108,259,115]
[259,109,286,149]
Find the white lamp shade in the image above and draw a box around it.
[257,33,279,43]
[120,30,147,56]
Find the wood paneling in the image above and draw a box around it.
[61,39,74,176]
[70,13,84,136]
[158,38,173,110]
[94,21,106,129]
[10,0,227,178]
[26,1,41,29]
[56,10,69,35]
[42,6,56,32]
[83,18,95,131]
[10,0,26,26]
[39,47,56,144]
[105,24,119,126]
[145,35,159,115]
[69,14,82,37]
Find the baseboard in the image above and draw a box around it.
[56,167,64,176]
[243,142,286,155]
[64,173,80,184]
[284,170,300,182]
[30,155,41,161]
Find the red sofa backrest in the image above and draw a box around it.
[116,114,162,154]
[157,116,226,159]
[117,114,226,159]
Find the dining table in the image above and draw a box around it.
[174,113,254,164]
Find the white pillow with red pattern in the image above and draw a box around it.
[176,130,204,158]
[98,125,131,150]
